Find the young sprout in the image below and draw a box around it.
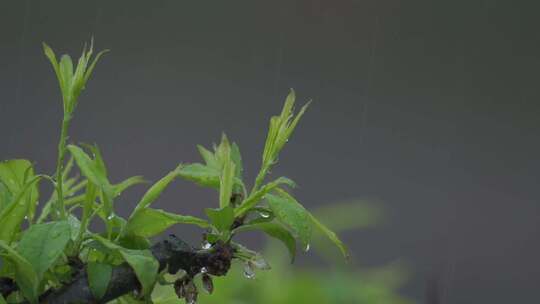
[43,40,108,219]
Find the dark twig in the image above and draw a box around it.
[1,234,234,304]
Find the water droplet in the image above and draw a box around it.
[304,244,310,252]
[259,211,270,218]
[251,255,271,270]
[107,214,115,220]
[200,267,208,274]
[243,262,255,279]
[201,241,212,249]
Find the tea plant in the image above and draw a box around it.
[0,40,347,304]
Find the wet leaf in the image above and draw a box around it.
[205,206,234,233]
[17,221,71,279]
[266,190,312,251]
[234,221,296,262]
[310,213,350,260]
[230,142,243,181]
[178,163,220,188]
[219,158,235,208]
[235,177,295,217]
[113,176,146,197]
[0,159,39,224]
[125,208,209,238]
[92,235,159,296]
[131,167,180,214]
[0,241,39,303]
[0,174,41,244]
[88,261,112,300]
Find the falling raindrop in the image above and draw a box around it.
[243,262,255,279]
[305,244,311,252]
[259,211,270,218]
[200,267,208,274]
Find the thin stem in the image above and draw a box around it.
[74,183,95,252]
[250,166,268,196]
[54,115,71,220]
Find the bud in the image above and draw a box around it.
[202,274,214,294]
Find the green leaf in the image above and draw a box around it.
[266,190,312,251]
[0,175,41,243]
[44,41,108,114]
[83,49,109,84]
[17,221,71,279]
[253,90,310,192]
[205,206,234,233]
[113,176,146,197]
[43,42,61,85]
[0,182,10,214]
[59,54,74,109]
[88,261,112,300]
[125,208,209,238]
[67,144,116,225]
[0,294,6,304]
[230,143,245,197]
[197,145,218,169]
[178,163,220,188]
[131,167,180,214]
[67,145,110,189]
[219,158,235,208]
[0,241,39,303]
[92,235,159,296]
[230,143,243,180]
[68,214,82,241]
[234,222,297,262]
[0,159,39,222]
[309,214,350,260]
[235,177,296,217]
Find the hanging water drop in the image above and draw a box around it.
[304,244,311,252]
[251,254,271,270]
[202,241,212,249]
[243,262,255,279]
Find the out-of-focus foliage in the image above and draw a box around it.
[151,202,414,304]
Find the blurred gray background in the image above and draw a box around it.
[1,0,539,303]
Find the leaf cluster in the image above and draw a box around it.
[0,41,347,304]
